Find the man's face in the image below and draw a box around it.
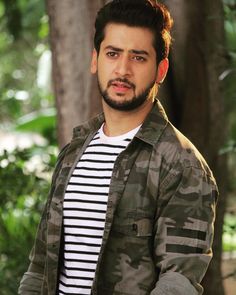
[91,23,161,111]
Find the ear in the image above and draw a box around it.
[156,58,169,84]
[90,49,98,74]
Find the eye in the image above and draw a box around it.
[133,55,146,62]
[106,51,119,58]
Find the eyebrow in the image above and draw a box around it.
[130,49,149,56]
[104,45,150,56]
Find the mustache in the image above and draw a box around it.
[107,78,135,90]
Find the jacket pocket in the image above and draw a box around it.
[112,211,153,237]
[100,211,156,294]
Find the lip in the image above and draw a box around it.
[111,82,132,93]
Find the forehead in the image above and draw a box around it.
[101,23,155,53]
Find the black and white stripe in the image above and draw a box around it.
[58,124,140,294]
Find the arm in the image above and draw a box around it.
[18,206,48,294]
[151,164,218,295]
[18,144,69,294]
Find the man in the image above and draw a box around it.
[19,0,218,294]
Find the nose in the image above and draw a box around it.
[115,55,131,77]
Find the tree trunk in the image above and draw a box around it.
[164,0,228,294]
[46,0,106,147]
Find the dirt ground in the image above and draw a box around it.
[222,258,236,295]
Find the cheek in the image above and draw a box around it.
[97,69,109,89]
[98,64,112,83]
[144,68,158,84]
[135,73,157,92]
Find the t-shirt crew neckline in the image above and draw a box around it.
[99,123,142,144]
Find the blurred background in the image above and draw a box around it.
[0,0,235,294]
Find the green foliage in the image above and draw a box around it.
[0,1,57,294]
[0,0,54,125]
[223,213,236,252]
[0,146,57,294]
[222,5,236,247]
[16,107,57,145]
[224,0,236,52]
[223,0,236,145]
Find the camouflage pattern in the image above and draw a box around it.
[18,99,218,295]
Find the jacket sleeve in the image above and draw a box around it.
[150,163,218,295]
[18,144,69,294]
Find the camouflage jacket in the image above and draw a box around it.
[19,100,218,295]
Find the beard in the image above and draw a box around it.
[98,77,156,112]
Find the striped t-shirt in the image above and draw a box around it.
[58,124,140,295]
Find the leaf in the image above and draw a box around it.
[15,108,56,134]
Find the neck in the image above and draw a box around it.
[102,99,153,137]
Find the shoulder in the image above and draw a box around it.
[153,123,218,201]
[155,122,214,179]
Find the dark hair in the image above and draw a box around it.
[94,0,173,64]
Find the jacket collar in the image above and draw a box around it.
[72,99,169,146]
[135,99,169,146]
[72,112,104,140]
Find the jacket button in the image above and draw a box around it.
[132,223,138,232]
